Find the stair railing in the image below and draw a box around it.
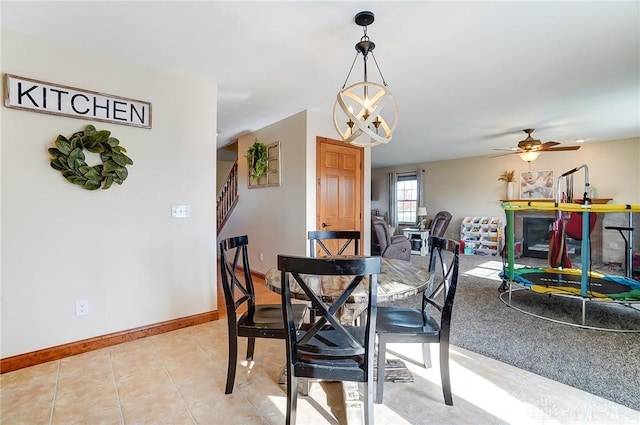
[217,161,239,234]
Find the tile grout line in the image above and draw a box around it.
[48,361,61,425]
[149,334,198,425]
[108,347,126,425]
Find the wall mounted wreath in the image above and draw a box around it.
[246,140,268,180]
[49,124,133,190]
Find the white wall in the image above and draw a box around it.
[372,137,640,261]
[219,110,372,274]
[1,31,218,357]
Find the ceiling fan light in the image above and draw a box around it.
[519,151,540,162]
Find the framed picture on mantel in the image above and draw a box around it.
[520,170,554,199]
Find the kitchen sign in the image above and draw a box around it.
[3,74,151,129]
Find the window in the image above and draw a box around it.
[396,173,418,224]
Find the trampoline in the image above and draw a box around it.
[499,164,640,332]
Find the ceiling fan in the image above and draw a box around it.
[492,128,580,162]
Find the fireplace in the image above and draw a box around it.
[509,207,603,265]
[522,216,581,259]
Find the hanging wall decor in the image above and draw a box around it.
[248,140,281,188]
[48,124,133,190]
[246,139,268,181]
[4,74,152,128]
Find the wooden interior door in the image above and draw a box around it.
[316,137,363,256]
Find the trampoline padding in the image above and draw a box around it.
[500,267,640,301]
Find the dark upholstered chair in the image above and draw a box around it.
[428,211,452,250]
[219,235,307,394]
[375,236,460,405]
[278,255,381,425]
[371,218,411,261]
[429,211,452,238]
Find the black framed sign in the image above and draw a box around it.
[3,74,152,129]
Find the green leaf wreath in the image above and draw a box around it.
[246,140,268,180]
[48,124,133,190]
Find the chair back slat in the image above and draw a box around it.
[425,236,460,335]
[307,230,361,257]
[219,235,256,317]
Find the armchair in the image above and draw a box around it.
[371,218,411,261]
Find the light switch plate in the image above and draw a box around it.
[172,205,191,218]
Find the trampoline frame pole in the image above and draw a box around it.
[627,212,633,279]
[506,209,515,280]
[580,210,590,298]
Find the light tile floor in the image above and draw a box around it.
[2,318,639,425]
[2,258,639,425]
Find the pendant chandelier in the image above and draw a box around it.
[333,11,398,147]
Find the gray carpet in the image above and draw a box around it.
[399,253,640,412]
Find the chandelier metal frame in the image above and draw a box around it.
[333,11,398,147]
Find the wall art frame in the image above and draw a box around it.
[248,141,281,188]
[520,170,554,199]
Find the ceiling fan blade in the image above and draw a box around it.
[489,152,519,158]
[540,141,560,149]
[492,148,519,152]
[539,146,581,152]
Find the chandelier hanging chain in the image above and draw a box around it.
[369,52,388,87]
[340,52,361,90]
[340,31,388,90]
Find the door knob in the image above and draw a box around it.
[322,222,331,228]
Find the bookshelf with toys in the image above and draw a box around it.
[460,216,503,256]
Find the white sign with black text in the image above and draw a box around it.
[3,74,152,129]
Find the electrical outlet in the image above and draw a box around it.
[75,299,89,316]
[259,252,264,262]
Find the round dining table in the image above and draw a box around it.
[264,257,432,323]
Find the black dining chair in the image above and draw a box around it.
[375,236,460,405]
[307,230,361,257]
[219,235,307,394]
[278,255,381,425]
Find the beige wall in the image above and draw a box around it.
[372,137,640,261]
[1,31,218,357]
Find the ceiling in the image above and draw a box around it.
[2,1,639,167]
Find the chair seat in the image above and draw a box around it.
[297,326,366,357]
[293,358,366,382]
[238,303,307,332]
[376,306,440,336]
